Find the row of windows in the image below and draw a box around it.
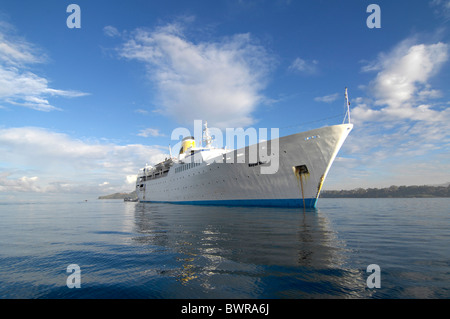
[138,169,169,182]
[175,162,201,173]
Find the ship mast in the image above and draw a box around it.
[343,87,351,124]
[203,121,213,148]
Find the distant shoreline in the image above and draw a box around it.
[321,184,450,198]
[99,184,450,200]
[98,191,137,200]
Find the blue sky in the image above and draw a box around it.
[1,0,449,200]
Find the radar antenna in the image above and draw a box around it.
[203,121,213,148]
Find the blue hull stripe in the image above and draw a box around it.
[139,198,318,208]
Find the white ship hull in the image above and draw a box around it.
[136,123,352,208]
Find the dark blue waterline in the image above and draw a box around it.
[140,198,318,208]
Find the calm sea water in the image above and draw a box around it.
[0,198,448,299]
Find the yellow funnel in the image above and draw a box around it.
[179,136,195,154]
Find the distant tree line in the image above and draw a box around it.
[321,184,450,198]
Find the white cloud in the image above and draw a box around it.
[137,128,164,137]
[126,175,137,185]
[134,108,149,114]
[331,37,450,189]
[326,117,450,189]
[0,22,88,111]
[0,127,167,195]
[0,173,43,193]
[288,57,318,74]
[430,0,450,19]
[314,93,340,103]
[0,21,46,66]
[103,25,121,38]
[118,22,273,128]
[373,42,446,107]
[354,39,448,123]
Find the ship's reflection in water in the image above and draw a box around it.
[132,203,369,298]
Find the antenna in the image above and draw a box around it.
[169,144,172,158]
[344,87,351,124]
[203,121,213,148]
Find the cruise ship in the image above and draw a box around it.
[136,90,353,208]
